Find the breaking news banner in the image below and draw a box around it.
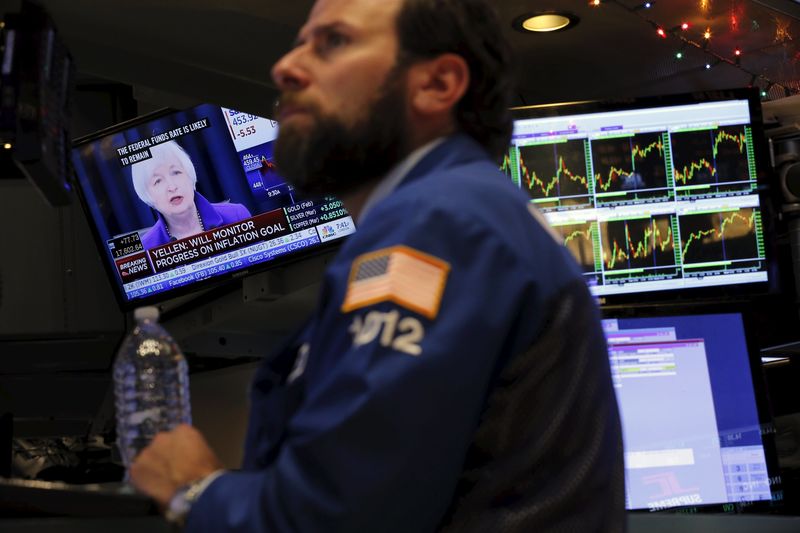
[115,252,154,283]
[147,209,291,273]
[116,117,211,167]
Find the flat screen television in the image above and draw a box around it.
[72,104,355,308]
[508,89,775,303]
[603,310,781,512]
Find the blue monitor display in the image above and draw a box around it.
[72,104,355,308]
[603,312,778,511]
[508,90,772,301]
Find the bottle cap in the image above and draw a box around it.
[134,306,160,322]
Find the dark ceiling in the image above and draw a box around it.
[501,0,800,102]
[11,0,800,116]
[504,0,800,105]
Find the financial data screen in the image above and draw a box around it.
[73,104,355,305]
[603,313,775,510]
[508,99,769,298]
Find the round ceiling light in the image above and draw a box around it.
[514,12,578,33]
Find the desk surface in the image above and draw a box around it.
[0,477,155,518]
[628,513,800,532]
[2,478,800,533]
[3,514,800,533]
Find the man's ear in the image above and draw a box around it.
[407,53,469,116]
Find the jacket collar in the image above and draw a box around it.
[357,134,490,223]
[398,133,490,190]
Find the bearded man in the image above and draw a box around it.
[130,1,625,531]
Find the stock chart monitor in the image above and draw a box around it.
[600,214,679,281]
[678,203,764,276]
[671,125,754,198]
[516,139,592,209]
[509,91,770,299]
[552,220,599,277]
[591,131,673,205]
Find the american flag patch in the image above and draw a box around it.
[341,245,450,319]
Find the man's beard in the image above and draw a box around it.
[273,67,409,197]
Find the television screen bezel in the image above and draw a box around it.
[509,87,781,307]
[71,106,350,311]
[602,301,784,515]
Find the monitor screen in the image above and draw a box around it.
[603,312,779,511]
[72,104,355,308]
[508,90,771,301]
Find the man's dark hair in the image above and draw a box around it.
[395,0,515,161]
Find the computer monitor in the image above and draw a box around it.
[71,104,355,308]
[603,311,780,511]
[508,89,774,302]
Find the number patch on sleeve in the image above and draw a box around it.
[348,310,424,356]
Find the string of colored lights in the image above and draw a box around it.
[595,0,798,98]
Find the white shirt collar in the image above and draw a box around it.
[357,137,446,224]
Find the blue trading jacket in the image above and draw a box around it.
[187,135,623,532]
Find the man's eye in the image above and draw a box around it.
[319,31,349,53]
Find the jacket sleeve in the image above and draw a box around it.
[185,200,574,532]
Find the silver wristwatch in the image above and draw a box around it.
[165,470,226,528]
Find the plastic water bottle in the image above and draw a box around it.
[113,306,191,471]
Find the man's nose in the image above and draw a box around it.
[271,47,311,92]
